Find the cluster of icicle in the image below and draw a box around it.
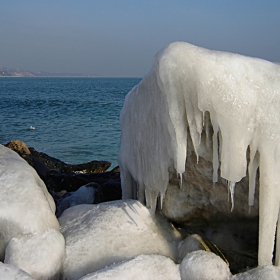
[119,42,280,266]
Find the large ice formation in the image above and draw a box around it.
[118,42,280,266]
[0,145,65,279]
[59,200,181,280]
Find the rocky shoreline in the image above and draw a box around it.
[3,139,259,276]
[5,140,122,217]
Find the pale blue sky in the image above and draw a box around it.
[1,1,279,77]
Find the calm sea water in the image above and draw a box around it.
[0,77,141,169]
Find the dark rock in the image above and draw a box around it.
[47,171,122,209]
[29,148,68,171]
[110,166,120,172]
[29,147,111,173]
[98,177,122,203]
[60,161,111,174]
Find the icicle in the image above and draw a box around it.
[205,112,210,149]
[145,189,159,212]
[179,172,183,187]
[248,144,259,206]
[176,172,183,187]
[159,192,165,209]
[185,100,202,164]
[132,180,138,200]
[194,109,203,150]
[202,111,205,127]
[138,182,145,204]
[275,207,280,266]
[212,119,219,183]
[228,181,236,212]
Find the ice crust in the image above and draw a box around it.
[180,250,231,280]
[118,42,280,266]
[79,254,181,280]
[232,265,280,280]
[0,263,35,280]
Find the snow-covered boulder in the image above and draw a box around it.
[0,263,34,280]
[0,144,65,279]
[56,183,97,217]
[118,41,280,266]
[4,229,65,280]
[232,265,280,280]
[179,250,231,280]
[79,254,181,280]
[59,200,181,280]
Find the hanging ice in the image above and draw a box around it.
[118,42,280,266]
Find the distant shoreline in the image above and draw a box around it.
[0,66,141,78]
[0,76,141,79]
[0,66,98,78]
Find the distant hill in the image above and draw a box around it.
[0,66,96,77]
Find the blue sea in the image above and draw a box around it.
[0,77,141,169]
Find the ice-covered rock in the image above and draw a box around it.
[4,229,65,280]
[0,263,34,280]
[118,41,280,266]
[56,183,97,217]
[179,250,231,280]
[232,265,280,280]
[79,254,181,280]
[59,200,181,280]
[0,144,64,279]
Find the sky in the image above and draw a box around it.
[1,1,280,77]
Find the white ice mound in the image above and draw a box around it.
[0,263,34,280]
[179,250,231,280]
[59,200,181,280]
[118,42,280,266]
[232,265,280,280]
[4,229,65,280]
[56,184,96,217]
[79,254,180,280]
[0,144,64,279]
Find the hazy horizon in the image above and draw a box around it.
[1,1,280,77]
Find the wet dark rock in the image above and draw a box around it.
[29,147,111,173]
